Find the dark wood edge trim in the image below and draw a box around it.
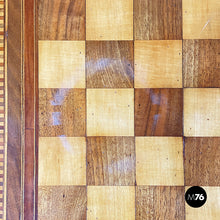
[35,0,38,217]
[7,0,23,219]
[24,0,38,219]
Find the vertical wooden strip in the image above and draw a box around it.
[24,0,34,129]
[3,0,6,218]
[35,0,38,217]
[24,0,37,219]
[24,129,35,220]
[7,0,22,219]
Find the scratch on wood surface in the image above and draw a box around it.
[200,19,211,35]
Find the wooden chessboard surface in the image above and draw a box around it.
[36,0,220,219]
[5,0,220,219]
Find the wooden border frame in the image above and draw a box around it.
[7,0,22,219]
[7,0,38,219]
[24,0,38,219]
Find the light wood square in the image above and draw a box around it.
[87,186,135,220]
[87,89,134,136]
[39,137,86,186]
[136,137,184,185]
[184,89,220,137]
[39,41,85,88]
[135,41,182,88]
[183,0,220,39]
[86,0,133,40]
[185,187,220,220]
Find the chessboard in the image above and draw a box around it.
[7,0,220,219]
[37,0,220,219]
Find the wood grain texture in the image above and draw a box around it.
[135,89,183,136]
[24,0,38,218]
[87,89,134,136]
[39,89,86,137]
[39,137,86,186]
[35,3,39,217]
[135,40,182,88]
[136,137,184,185]
[86,41,134,88]
[134,0,182,40]
[38,0,85,40]
[87,137,135,186]
[24,0,35,130]
[184,138,220,186]
[183,0,220,39]
[185,187,220,220]
[86,0,133,40]
[7,0,22,219]
[136,186,185,220]
[183,40,220,88]
[39,41,85,88]
[24,129,35,220]
[87,186,135,220]
[184,89,220,137]
[38,186,86,220]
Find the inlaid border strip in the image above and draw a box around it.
[24,0,38,218]
[6,0,37,218]
[0,0,5,219]
[7,0,22,219]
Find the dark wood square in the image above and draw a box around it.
[135,89,183,136]
[183,40,220,87]
[87,137,135,186]
[86,41,134,88]
[39,89,86,137]
[38,0,85,40]
[38,186,86,220]
[136,186,185,220]
[134,0,182,40]
[184,138,220,186]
